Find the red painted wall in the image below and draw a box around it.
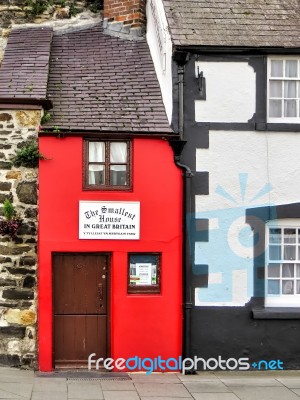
[38,136,182,372]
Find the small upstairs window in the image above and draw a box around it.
[84,140,132,190]
[268,58,300,122]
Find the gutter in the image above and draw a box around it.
[172,50,195,373]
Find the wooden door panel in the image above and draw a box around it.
[54,254,107,315]
[53,254,108,367]
[54,315,107,363]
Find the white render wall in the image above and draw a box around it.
[195,62,256,123]
[195,130,300,306]
[146,0,173,123]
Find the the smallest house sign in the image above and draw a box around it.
[79,201,140,239]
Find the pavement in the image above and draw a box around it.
[1,368,300,399]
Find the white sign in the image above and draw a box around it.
[135,263,152,285]
[79,201,140,240]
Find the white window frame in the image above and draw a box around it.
[267,56,300,123]
[265,219,300,307]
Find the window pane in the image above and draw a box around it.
[268,280,280,294]
[110,142,127,163]
[268,264,280,277]
[284,81,297,98]
[284,100,297,117]
[298,229,300,242]
[89,142,105,162]
[285,60,298,77]
[282,280,294,295]
[297,280,300,294]
[271,60,283,77]
[282,263,294,277]
[269,99,282,117]
[110,165,127,186]
[284,228,296,243]
[269,245,281,260]
[269,228,281,244]
[89,165,105,185]
[269,81,282,97]
[284,245,296,260]
[297,264,300,277]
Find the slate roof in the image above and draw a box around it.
[163,0,300,47]
[45,25,171,133]
[0,27,52,100]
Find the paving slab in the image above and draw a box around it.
[0,370,34,384]
[177,373,220,382]
[67,382,103,399]
[183,381,231,393]
[140,397,192,400]
[0,382,32,399]
[33,379,67,392]
[192,394,241,400]
[31,392,68,400]
[100,381,135,390]
[276,377,300,388]
[231,386,300,400]
[130,373,181,383]
[219,377,282,387]
[135,382,192,397]
[103,390,140,400]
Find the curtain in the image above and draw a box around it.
[89,142,105,162]
[110,142,127,163]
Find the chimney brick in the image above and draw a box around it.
[104,0,146,35]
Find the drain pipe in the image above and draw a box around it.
[173,52,194,373]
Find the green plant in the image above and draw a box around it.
[25,0,49,16]
[70,3,81,16]
[41,111,52,124]
[11,141,46,168]
[87,0,103,13]
[53,126,61,133]
[3,199,14,221]
[0,199,22,240]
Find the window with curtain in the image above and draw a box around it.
[266,221,300,307]
[84,140,131,190]
[268,58,300,122]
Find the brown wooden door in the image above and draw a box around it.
[53,253,108,367]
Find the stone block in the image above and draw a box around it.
[16,182,37,204]
[24,208,37,218]
[0,161,11,169]
[20,255,36,266]
[2,288,34,300]
[0,181,11,190]
[0,353,21,366]
[0,326,25,338]
[23,276,36,288]
[6,170,21,180]
[6,267,35,275]
[0,113,12,122]
[15,111,41,128]
[0,278,16,286]
[0,244,32,255]
[20,310,36,325]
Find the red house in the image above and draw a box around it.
[37,24,183,370]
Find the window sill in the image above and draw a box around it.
[252,307,300,319]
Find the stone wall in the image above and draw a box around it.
[0,109,41,368]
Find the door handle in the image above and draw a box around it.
[98,283,103,301]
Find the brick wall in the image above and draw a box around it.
[103,0,146,35]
